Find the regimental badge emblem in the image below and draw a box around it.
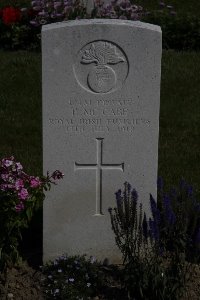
[73,40,129,94]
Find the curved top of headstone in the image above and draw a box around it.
[42,19,161,33]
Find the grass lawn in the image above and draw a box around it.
[0,49,200,193]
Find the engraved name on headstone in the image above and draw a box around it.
[42,19,162,263]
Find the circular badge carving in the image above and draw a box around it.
[73,40,129,94]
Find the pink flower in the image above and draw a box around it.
[0,184,7,191]
[15,179,24,190]
[18,188,29,200]
[0,183,14,190]
[30,177,41,188]
[16,162,23,171]
[15,202,24,212]
[2,159,13,167]
[1,173,9,181]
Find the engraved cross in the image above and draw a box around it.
[74,138,124,216]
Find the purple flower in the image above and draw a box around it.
[115,189,122,206]
[30,177,41,188]
[180,179,186,189]
[1,173,9,182]
[15,179,24,190]
[187,185,193,197]
[150,194,160,224]
[0,184,8,191]
[38,11,49,17]
[159,2,165,8]
[130,13,139,20]
[195,227,200,245]
[131,188,138,202]
[126,182,131,193]
[142,213,148,239]
[32,6,42,11]
[170,11,177,16]
[18,188,29,200]
[2,159,13,167]
[163,194,176,225]
[119,15,127,20]
[30,20,40,26]
[157,177,163,191]
[15,202,24,212]
[149,217,160,241]
[54,13,64,18]
[51,170,64,180]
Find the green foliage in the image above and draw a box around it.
[42,255,104,300]
[143,12,200,51]
[157,179,200,263]
[108,182,149,264]
[123,253,189,300]
[0,23,40,51]
[0,157,63,271]
[109,182,194,299]
[1,0,200,51]
[0,11,41,51]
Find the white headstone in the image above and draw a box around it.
[42,19,162,263]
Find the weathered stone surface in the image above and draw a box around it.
[42,19,162,263]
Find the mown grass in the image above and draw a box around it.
[0,50,200,193]
[159,50,200,191]
[0,51,42,175]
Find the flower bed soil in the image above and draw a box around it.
[0,261,200,300]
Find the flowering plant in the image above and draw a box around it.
[1,6,22,25]
[0,156,64,270]
[30,0,143,27]
[42,254,104,299]
[0,5,40,50]
[108,181,198,299]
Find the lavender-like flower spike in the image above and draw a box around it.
[150,194,160,225]
[194,227,200,245]
[149,218,160,241]
[142,213,148,240]
[127,182,131,193]
[115,189,122,205]
[187,185,193,197]
[157,176,164,191]
[163,194,176,226]
[131,188,138,202]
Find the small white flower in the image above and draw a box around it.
[161,272,164,277]
[90,256,96,264]
[54,289,60,294]
[69,278,75,282]
[87,282,91,287]
[48,275,53,279]
[58,269,62,273]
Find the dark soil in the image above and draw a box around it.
[0,220,200,300]
[0,261,200,300]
